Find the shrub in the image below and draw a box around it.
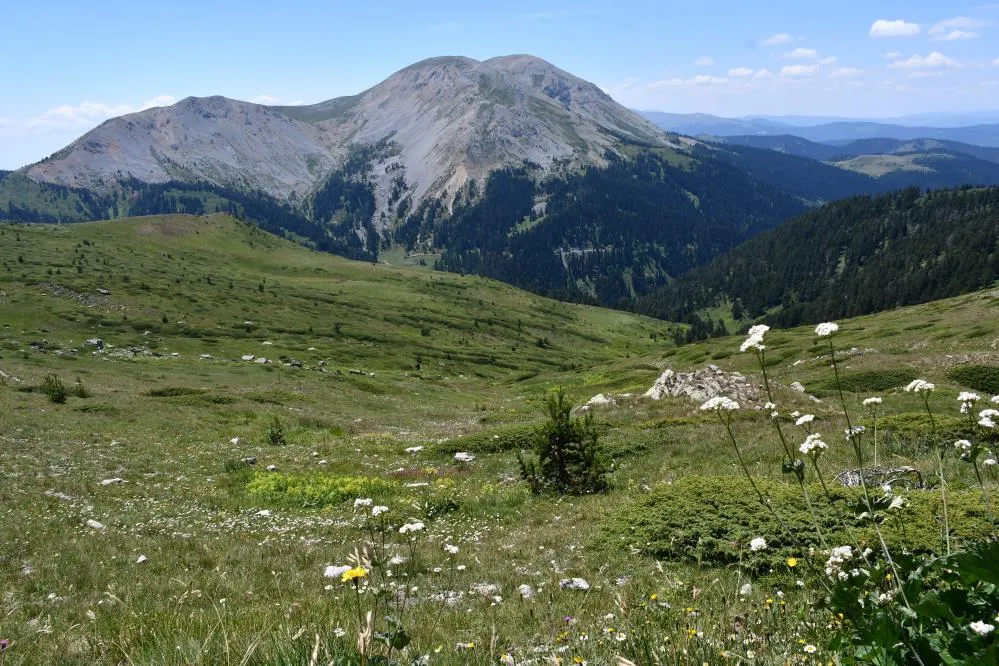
[948,364,999,395]
[71,376,90,398]
[602,475,992,576]
[518,387,611,494]
[266,416,287,446]
[809,368,919,396]
[40,374,67,404]
[246,473,396,508]
[433,423,538,455]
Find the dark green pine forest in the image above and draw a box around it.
[636,186,999,331]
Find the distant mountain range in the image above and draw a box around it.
[641,111,999,147]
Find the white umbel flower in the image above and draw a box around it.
[700,396,740,412]
[904,379,935,394]
[970,620,995,636]
[749,537,767,552]
[862,397,882,406]
[815,322,839,337]
[799,433,828,458]
[795,414,815,426]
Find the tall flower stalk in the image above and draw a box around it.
[907,379,949,555]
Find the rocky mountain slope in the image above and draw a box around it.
[24,55,676,222]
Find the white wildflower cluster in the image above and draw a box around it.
[845,425,866,440]
[954,439,973,460]
[979,408,999,429]
[904,379,935,394]
[749,537,767,552]
[815,322,839,337]
[444,543,459,555]
[353,498,373,508]
[399,521,425,535]
[372,505,389,517]
[699,396,740,412]
[454,452,476,463]
[824,545,858,581]
[970,620,995,636]
[862,396,882,407]
[958,392,980,414]
[740,324,770,353]
[799,433,828,458]
[993,395,999,404]
[795,413,815,427]
[764,402,779,419]
[324,564,351,579]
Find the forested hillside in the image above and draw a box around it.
[636,186,999,330]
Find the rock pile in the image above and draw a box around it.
[643,365,759,404]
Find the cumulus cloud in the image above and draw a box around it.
[728,67,755,78]
[933,30,977,41]
[25,95,176,130]
[761,32,793,46]
[818,56,838,66]
[830,67,864,78]
[870,19,921,37]
[780,64,819,77]
[889,51,959,69]
[693,56,714,66]
[785,47,818,59]
[251,94,278,104]
[884,51,901,59]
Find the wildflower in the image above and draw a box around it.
[334,627,346,638]
[699,396,740,412]
[405,446,424,454]
[444,543,459,555]
[862,397,882,407]
[845,425,866,440]
[970,620,995,636]
[389,555,405,566]
[993,395,999,404]
[985,458,997,466]
[749,537,767,552]
[825,546,854,580]
[455,642,475,651]
[324,564,351,579]
[454,452,475,463]
[959,392,981,414]
[799,433,828,458]
[786,557,798,568]
[518,584,535,599]
[400,521,425,534]
[341,566,368,583]
[500,654,516,665]
[0,639,9,650]
[353,498,373,508]
[372,505,389,517]
[954,440,973,459]
[804,644,817,654]
[795,414,815,427]
[981,416,997,429]
[888,495,906,510]
[815,322,839,337]
[904,379,935,394]
[740,325,769,353]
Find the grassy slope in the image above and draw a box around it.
[1,213,997,664]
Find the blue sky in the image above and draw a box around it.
[2,0,999,169]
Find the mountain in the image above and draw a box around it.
[635,186,999,333]
[642,112,999,147]
[25,55,674,216]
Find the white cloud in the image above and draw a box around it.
[251,94,278,104]
[884,51,901,59]
[785,47,817,59]
[728,67,755,78]
[929,17,983,39]
[652,74,729,88]
[830,67,864,78]
[780,64,819,77]
[870,19,921,37]
[888,51,959,69]
[994,58,999,66]
[908,71,944,79]
[0,117,13,127]
[25,95,176,130]
[818,56,838,66]
[761,32,793,46]
[932,30,977,41]
[754,68,774,79]
[694,56,714,66]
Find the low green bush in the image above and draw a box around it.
[948,364,999,395]
[602,475,992,575]
[433,423,538,454]
[809,368,918,396]
[246,472,397,508]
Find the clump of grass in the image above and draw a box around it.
[40,373,67,403]
[246,472,396,508]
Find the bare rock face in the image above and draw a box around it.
[24,55,677,220]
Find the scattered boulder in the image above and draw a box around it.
[241,354,255,361]
[559,578,590,591]
[86,519,105,530]
[99,478,126,486]
[790,382,806,393]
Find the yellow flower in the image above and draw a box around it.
[341,566,368,583]
[649,593,658,601]
[786,557,798,568]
